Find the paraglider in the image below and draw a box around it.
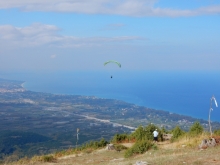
[104,60,121,68]
[104,60,121,78]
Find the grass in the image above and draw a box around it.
[2,133,220,165]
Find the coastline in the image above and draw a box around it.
[2,71,220,122]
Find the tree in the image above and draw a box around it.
[130,126,146,141]
[130,124,162,142]
[171,126,185,142]
[189,121,203,136]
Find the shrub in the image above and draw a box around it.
[133,125,148,141]
[161,126,169,134]
[99,138,108,147]
[114,144,128,151]
[111,133,129,143]
[145,124,164,141]
[130,124,160,142]
[41,155,56,162]
[83,138,108,149]
[189,121,203,136]
[124,140,153,158]
[171,126,185,142]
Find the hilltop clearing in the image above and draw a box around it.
[3,118,220,165]
[6,140,220,165]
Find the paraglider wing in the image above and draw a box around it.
[104,60,121,68]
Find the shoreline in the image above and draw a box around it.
[21,81,213,123]
[14,75,220,123]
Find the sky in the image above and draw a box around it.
[0,0,220,72]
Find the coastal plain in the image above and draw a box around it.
[0,78,220,160]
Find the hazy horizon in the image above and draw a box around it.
[1,1,220,72]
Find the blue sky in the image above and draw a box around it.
[0,0,220,72]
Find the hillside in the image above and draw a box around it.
[41,144,220,165]
[4,138,220,165]
[1,78,220,160]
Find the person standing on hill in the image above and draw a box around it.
[153,129,159,142]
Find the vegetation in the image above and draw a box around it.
[111,133,130,143]
[124,140,154,158]
[214,129,220,135]
[189,121,204,136]
[171,126,185,142]
[2,121,220,164]
[55,138,108,157]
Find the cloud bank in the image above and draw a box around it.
[0,23,143,48]
[1,0,220,17]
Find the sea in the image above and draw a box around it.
[1,70,220,122]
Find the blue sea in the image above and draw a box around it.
[1,70,220,122]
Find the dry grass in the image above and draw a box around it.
[4,134,220,165]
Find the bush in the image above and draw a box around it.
[145,124,163,141]
[171,126,185,142]
[111,134,129,143]
[189,121,203,136]
[161,127,169,134]
[130,126,146,141]
[130,124,161,142]
[41,155,56,162]
[114,144,128,151]
[82,138,108,149]
[124,140,153,158]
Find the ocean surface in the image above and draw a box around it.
[1,70,220,122]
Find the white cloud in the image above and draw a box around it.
[0,23,143,48]
[0,0,220,17]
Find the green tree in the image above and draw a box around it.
[130,124,162,142]
[145,124,162,141]
[171,126,185,142]
[98,138,108,147]
[189,121,203,136]
[130,126,146,141]
[161,126,169,134]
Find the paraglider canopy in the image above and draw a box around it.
[104,60,121,78]
[104,60,121,68]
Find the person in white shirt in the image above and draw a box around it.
[153,129,159,142]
